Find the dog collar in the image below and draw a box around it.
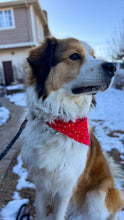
[47,118,90,146]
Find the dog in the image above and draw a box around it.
[21,37,124,220]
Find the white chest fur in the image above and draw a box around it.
[21,121,89,195]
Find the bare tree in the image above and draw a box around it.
[106,19,124,62]
[105,20,124,89]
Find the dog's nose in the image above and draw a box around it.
[101,62,116,77]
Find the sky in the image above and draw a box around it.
[40,0,124,59]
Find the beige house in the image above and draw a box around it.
[0,0,50,85]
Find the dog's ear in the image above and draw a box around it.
[27,37,58,100]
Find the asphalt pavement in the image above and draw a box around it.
[0,97,25,184]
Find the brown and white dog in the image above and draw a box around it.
[21,37,124,220]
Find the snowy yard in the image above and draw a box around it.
[0,87,124,219]
[6,93,26,107]
[89,87,124,155]
[0,107,10,126]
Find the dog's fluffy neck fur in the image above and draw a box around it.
[26,85,92,122]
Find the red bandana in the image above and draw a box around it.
[47,118,90,146]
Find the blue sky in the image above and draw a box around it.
[40,0,124,58]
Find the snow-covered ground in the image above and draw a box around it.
[6,93,26,107]
[1,87,124,219]
[0,84,25,125]
[6,84,24,91]
[89,87,124,155]
[0,107,10,126]
[1,155,35,220]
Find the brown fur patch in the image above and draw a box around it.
[26,37,59,98]
[71,131,114,205]
[105,188,123,213]
[71,132,124,214]
[45,38,85,95]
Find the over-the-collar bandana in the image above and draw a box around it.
[47,118,90,146]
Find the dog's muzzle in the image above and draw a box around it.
[71,62,116,95]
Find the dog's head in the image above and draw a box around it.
[27,37,116,100]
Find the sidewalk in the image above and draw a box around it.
[0,97,25,185]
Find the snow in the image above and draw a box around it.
[0,83,26,107]
[120,211,124,220]
[6,84,24,91]
[89,87,124,155]
[1,198,29,220]
[116,64,124,75]
[0,106,10,126]
[12,191,21,200]
[0,87,124,219]
[1,155,35,220]
[7,93,27,107]
[117,68,124,75]
[13,154,35,190]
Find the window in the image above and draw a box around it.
[0,9,15,30]
[37,18,44,41]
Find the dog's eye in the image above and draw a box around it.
[69,53,81,61]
